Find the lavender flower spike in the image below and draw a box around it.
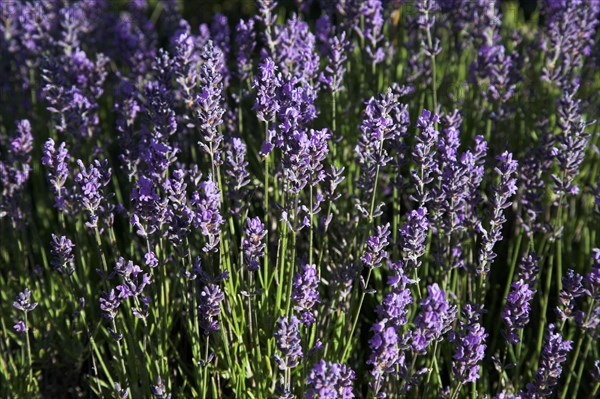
[13,288,38,313]
[502,280,535,344]
[451,304,488,384]
[198,284,225,335]
[242,216,267,271]
[291,263,320,326]
[478,151,519,276]
[274,315,303,370]
[50,234,75,275]
[522,324,572,398]
[412,283,457,353]
[305,360,355,399]
[399,207,430,271]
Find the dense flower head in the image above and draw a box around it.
[517,252,540,286]
[0,119,34,223]
[74,159,113,230]
[502,280,535,344]
[367,320,401,396]
[13,288,37,313]
[319,32,348,93]
[356,87,410,213]
[253,57,280,122]
[235,17,256,81]
[361,224,391,269]
[282,128,330,194]
[100,289,121,320]
[556,269,585,322]
[450,304,487,383]
[376,271,413,329]
[198,284,225,335]
[41,138,71,211]
[191,178,224,253]
[399,208,430,270]
[196,40,226,164]
[305,360,355,399]
[50,234,75,275]
[412,109,440,207]
[551,86,591,199]
[224,137,251,216]
[242,217,267,271]
[291,263,320,326]
[356,0,385,64]
[412,283,457,353]
[478,151,519,275]
[274,315,303,370]
[523,324,572,398]
[272,15,320,82]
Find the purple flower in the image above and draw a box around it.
[257,0,278,54]
[376,269,413,329]
[412,109,440,207]
[412,283,456,353]
[523,324,572,398]
[399,208,430,271]
[450,304,488,383]
[517,252,540,286]
[224,137,250,217]
[291,264,320,326]
[273,15,320,82]
[305,360,355,399]
[13,288,37,313]
[356,0,385,64]
[74,159,113,230]
[242,217,267,271]
[556,269,585,322]
[235,18,256,81]
[41,140,69,200]
[151,377,172,399]
[502,280,535,344]
[274,315,303,370]
[356,88,410,216]
[478,151,519,275]
[0,120,33,223]
[253,57,280,122]
[462,135,488,228]
[14,321,26,333]
[191,178,224,253]
[551,86,591,200]
[361,224,391,269]
[196,40,225,164]
[367,321,401,396]
[198,284,224,335]
[542,0,600,88]
[100,289,121,320]
[518,131,554,236]
[50,234,75,275]
[319,32,348,93]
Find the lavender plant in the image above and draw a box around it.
[1,1,599,398]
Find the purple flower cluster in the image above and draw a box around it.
[412,284,456,353]
[198,284,225,335]
[478,152,519,275]
[305,360,355,399]
[0,120,33,224]
[274,315,303,370]
[522,324,572,398]
[450,304,487,384]
[50,234,75,276]
[399,208,430,271]
[361,224,391,269]
[242,217,267,271]
[291,263,320,326]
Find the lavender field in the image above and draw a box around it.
[1,0,599,398]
